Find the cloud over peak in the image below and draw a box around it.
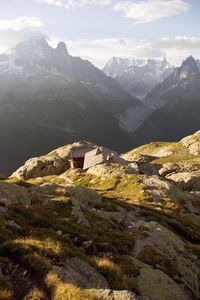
[35,0,112,9]
[113,0,190,24]
[34,0,191,24]
[0,17,44,31]
[158,36,200,49]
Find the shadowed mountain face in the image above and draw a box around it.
[132,56,200,146]
[0,36,150,175]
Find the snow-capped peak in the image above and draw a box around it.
[103,56,173,99]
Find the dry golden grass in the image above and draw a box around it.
[23,288,45,300]
[0,275,13,300]
[15,238,62,256]
[45,272,98,300]
[0,290,13,300]
[92,257,128,290]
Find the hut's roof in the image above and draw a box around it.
[83,146,128,170]
[70,145,95,158]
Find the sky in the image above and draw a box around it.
[0,0,199,68]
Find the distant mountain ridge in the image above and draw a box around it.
[103,57,173,99]
[143,55,200,109]
[131,56,200,146]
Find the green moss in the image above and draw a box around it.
[127,141,173,157]
[92,176,120,192]
[3,177,33,188]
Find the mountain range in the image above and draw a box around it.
[103,57,173,99]
[132,56,200,146]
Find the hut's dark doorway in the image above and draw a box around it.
[71,157,85,169]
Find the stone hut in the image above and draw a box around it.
[69,142,95,169]
[83,146,128,170]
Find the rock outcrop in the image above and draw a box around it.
[0,181,31,207]
[11,141,95,179]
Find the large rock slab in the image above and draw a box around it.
[181,131,200,156]
[138,266,191,300]
[52,257,109,289]
[89,289,140,300]
[11,156,67,180]
[0,182,31,207]
[167,172,200,191]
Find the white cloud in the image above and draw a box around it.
[157,36,200,49]
[34,0,191,24]
[0,17,44,31]
[35,0,111,9]
[0,30,46,54]
[113,0,190,24]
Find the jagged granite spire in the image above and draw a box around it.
[174,55,200,81]
[55,41,69,56]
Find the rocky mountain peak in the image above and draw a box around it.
[182,55,199,71]
[163,57,168,64]
[103,56,173,99]
[15,35,49,51]
[55,41,69,56]
[10,35,52,64]
[173,56,200,81]
[175,55,200,80]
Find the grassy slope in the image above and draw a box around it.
[1,135,200,299]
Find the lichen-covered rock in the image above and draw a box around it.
[11,156,67,180]
[52,257,109,289]
[175,256,200,299]
[133,221,200,298]
[159,163,181,177]
[88,289,140,300]
[133,221,186,257]
[68,185,102,207]
[0,182,31,207]
[138,266,191,300]
[124,153,157,163]
[181,131,200,156]
[114,290,140,300]
[71,205,90,227]
[87,163,139,179]
[167,172,200,191]
[93,209,125,224]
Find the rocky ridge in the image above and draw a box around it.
[0,131,200,299]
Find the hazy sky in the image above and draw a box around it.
[0,0,199,67]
